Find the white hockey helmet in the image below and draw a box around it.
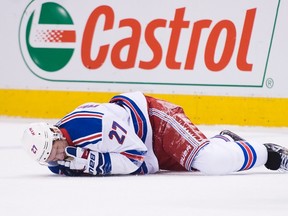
[22,122,63,164]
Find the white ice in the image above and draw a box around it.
[1,117,288,216]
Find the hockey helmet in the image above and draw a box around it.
[22,122,63,164]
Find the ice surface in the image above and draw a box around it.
[1,117,288,216]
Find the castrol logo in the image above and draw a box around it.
[19,0,280,86]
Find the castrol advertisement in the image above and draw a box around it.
[18,0,279,87]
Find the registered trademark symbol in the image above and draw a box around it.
[266,78,274,89]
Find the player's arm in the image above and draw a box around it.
[58,146,147,175]
[58,117,148,176]
[51,146,148,176]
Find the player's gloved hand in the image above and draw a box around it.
[58,165,84,176]
[48,161,83,176]
[57,146,98,175]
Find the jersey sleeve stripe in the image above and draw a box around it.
[121,152,145,162]
[74,133,102,147]
[60,111,103,124]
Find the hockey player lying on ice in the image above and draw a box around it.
[22,91,288,176]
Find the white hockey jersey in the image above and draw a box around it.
[48,92,159,175]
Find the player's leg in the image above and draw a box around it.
[191,133,268,174]
[218,131,288,172]
[192,131,288,174]
[146,95,288,174]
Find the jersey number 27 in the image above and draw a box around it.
[108,121,127,144]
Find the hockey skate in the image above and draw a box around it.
[264,143,288,172]
[219,130,245,141]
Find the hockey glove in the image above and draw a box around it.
[58,146,98,175]
[58,165,84,176]
[48,161,83,176]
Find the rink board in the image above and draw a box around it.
[1,89,287,126]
